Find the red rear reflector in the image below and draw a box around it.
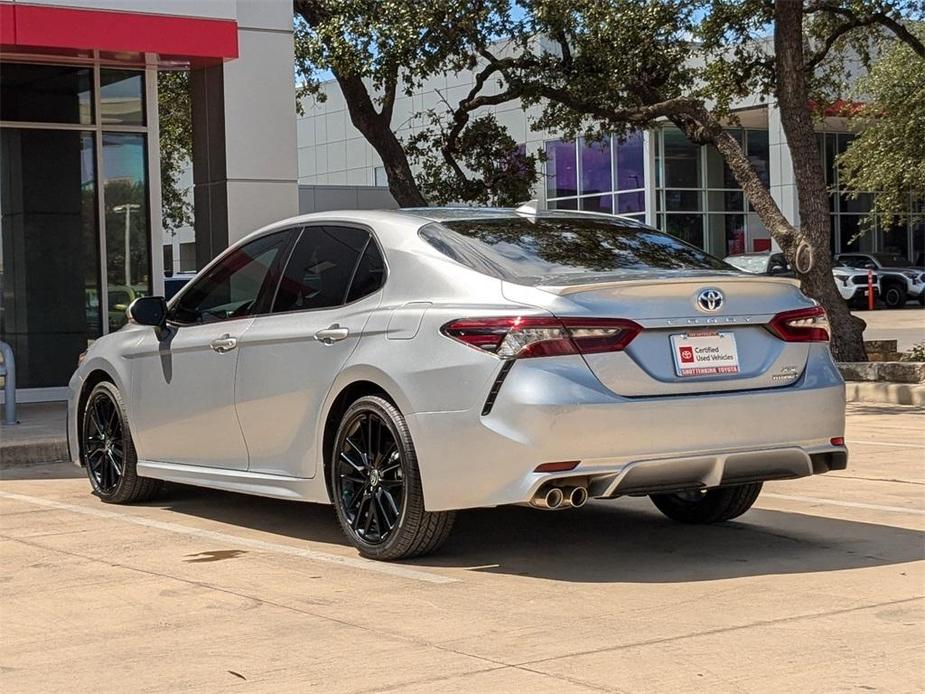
[767,306,830,343]
[441,316,642,359]
[534,461,580,473]
[830,437,845,446]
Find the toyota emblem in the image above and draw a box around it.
[696,288,724,312]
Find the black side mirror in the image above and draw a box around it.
[129,296,167,329]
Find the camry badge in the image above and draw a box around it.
[696,289,724,313]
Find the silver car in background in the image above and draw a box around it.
[68,208,847,560]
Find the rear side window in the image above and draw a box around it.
[272,226,383,312]
[346,241,385,303]
[420,216,731,286]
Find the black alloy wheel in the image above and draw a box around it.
[84,388,125,494]
[335,409,405,544]
[81,381,159,504]
[331,396,455,560]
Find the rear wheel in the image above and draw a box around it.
[331,396,455,560]
[81,381,160,504]
[650,483,762,524]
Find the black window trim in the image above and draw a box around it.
[265,222,389,317]
[165,227,300,328]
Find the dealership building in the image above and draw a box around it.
[0,0,298,400]
[295,72,923,262]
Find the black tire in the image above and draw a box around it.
[882,283,906,309]
[81,381,160,504]
[650,482,762,524]
[331,395,455,560]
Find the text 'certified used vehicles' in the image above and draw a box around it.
[69,209,847,560]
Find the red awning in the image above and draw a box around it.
[0,2,238,65]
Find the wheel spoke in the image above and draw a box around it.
[109,452,124,477]
[339,451,365,475]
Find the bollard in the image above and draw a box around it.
[867,269,875,311]
[0,341,16,425]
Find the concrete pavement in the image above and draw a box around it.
[857,306,925,352]
[1,403,923,693]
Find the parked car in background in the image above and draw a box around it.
[726,251,880,309]
[831,266,881,308]
[724,252,794,277]
[834,253,925,308]
[164,272,197,301]
[70,209,847,560]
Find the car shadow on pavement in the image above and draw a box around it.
[154,484,923,584]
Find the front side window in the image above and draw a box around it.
[272,226,380,313]
[421,215,731,286]
[170,231,291,324]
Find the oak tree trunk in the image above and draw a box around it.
[773,0,866,362]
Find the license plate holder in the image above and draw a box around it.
[670,331,740,377]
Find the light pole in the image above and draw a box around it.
[112,203,140,287]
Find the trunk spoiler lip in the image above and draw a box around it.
[530,275,801,296]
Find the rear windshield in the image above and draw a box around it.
[420,216,731,286]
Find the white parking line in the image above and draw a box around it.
[763,492,925,516]
[0,491,459,584]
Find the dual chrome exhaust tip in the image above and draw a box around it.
[532,485,589,510]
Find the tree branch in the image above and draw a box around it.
[804,2,925,59]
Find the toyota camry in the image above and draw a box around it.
[68,208,847,560]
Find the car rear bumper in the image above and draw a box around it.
[407,350,846,511]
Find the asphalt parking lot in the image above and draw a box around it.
[1,403,922,693]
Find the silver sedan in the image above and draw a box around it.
[68,208,847,560]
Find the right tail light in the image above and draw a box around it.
[767,306,830,343]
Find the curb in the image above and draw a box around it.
[0,439,69,469]
[845,382,925,407]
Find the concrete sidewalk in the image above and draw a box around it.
[0,402,68,468]
[856,306,925,352]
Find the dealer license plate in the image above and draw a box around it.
[670,331,740,377]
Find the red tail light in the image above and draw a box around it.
[441,316,642,358]
[767,306,830,343]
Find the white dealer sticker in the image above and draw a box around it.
[670,331,740,377]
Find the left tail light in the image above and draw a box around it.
[767,306,830,343]
[441,316,642,359]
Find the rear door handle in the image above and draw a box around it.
[315,325,349,345]
[210,334,238,353]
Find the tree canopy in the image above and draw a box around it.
[837,26,925,230]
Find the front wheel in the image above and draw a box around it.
[882,283,906,309]
[331,395,455,560]
[650,483,762,524]
[81,381,160,504]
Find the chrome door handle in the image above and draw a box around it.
[314,325,349,345]
[210,334,237,353]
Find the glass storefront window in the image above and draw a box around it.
[547,198,577,210]
[708,213,746,257]
[665,189,701,212]
[617,191,645,214]
[616,132,644,191]
[545,139,577,199]
[1,129,100,388]
[839,215,875,253]
[0,63,93,124]
[100,69,145,125]
[102,133,151,332]
[663,128,700,188]
[705,140,738,189]
[579,138,611,195]
[877,219,909,257]
[580,194,612,213]
[746,130,770,188]
[664,213,704,248]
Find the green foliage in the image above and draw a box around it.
[406,113,543,205]
[837,28,925,229]
[902,340,925,362]
[157,71,193,235]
